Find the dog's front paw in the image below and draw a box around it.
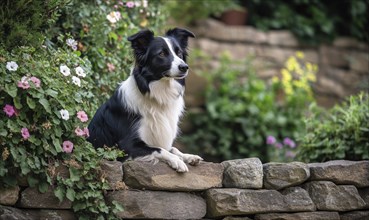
[168,156,189,172]
[183,154,203,166]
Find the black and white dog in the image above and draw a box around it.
[87,28,203,172]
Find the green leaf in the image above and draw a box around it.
[54,186,65,202]
[38,181,49,193]
[45,89,58,98]
[69,167,81,182]
[26,96,36,109]
[5,84,17,97]
[39,98,51,113]
[27,175,39,187]
[13,96,23,109]
[66,188,76,201]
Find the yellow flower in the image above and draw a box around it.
[281,68,292,82]
[296,51,304,59]
[307,73,316,82]
[272,76,279,83]
[140,18,148,27]
[286,57,298,72]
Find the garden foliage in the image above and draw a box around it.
[297,93,369,162]
[182,52,317,162]
[1,0,166,219]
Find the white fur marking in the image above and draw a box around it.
[162,37,187,78]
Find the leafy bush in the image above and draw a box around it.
[297,93,369,162]
[0,0,71,49]
[163,0,240,25]
[247,0,369,44]
[0,45,123,218]
[182,52,317,162]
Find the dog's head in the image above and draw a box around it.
[128,28,195,80]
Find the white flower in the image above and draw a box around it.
[60,65,71,76]
[106,11,121,23]
[60,109,70,120]
[75,66,86,77]
[72,76,81,87]
[66,38,78,51]
[6,61,18,71]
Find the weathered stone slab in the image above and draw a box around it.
[340,211,369,220]
[223,217,253,220]
[0,186,20,205]
[320,45,349,67]
[255,211,340,220]
[333,37,369,50]
[349,51,369,72]
[263,162,310,190]
[123,161,223,191]
[0,205,35,220]
[267,31,299,47]
[106,190,206,219]
[222,158,263,189]
[206,187,315,217]
[25,209,76,220]
[100,160,123,189]
[309,160,369,187]
[304,181,366,211]
[18,187,72,209]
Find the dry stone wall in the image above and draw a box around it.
[1,159,369,220]
[186,19,369,108]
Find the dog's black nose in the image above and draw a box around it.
[178,64,189,73]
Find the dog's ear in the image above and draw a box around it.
[166,28,195,50]
[128,29,154,62]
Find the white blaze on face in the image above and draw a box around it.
[162,37,187,78]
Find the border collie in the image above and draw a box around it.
[87,28,203,172]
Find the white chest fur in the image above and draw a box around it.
[120,76,185,150]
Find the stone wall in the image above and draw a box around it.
[185,19,369,108]
[1,159,369,219]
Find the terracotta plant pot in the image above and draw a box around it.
[220,8,247,26]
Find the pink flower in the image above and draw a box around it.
[77,111,88,122]
[3,104,16,117]
[21,128,30,140]
[62,140,74,153]
[75,127,85,136]
[17,76,30,89]
[83,127,90,137]
[126,1,135,8]
[30,76,41,88]
[266,135,276,145]
[283,137,296,148]
[107,63,115,72]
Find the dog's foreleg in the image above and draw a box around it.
[170,147,203,166]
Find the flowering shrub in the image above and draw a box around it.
[266,135,297,162]
[182,52,317,162]
[0,45,123,218]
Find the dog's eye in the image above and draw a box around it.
[159,51,166,57]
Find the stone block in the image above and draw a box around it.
[315,76,347,98]
[0,205,35,220]
[25,209,76,220]
[222,158,263,189]
[206,187,315,217]
[223,217,253,220]
[100,160,123,189]
[320,45,349,68]
[18,187,72,209]
[304,181,366,211]
[263,162,310,190]
[309,160,369,187]
[349,52,369,72]
[333,37,369,51]
[255,211,340,220]
[105,190,206,219]
[123,161,223,191]
[340,211,369,220]
[267,31,299,47]
[0,186,20,206]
